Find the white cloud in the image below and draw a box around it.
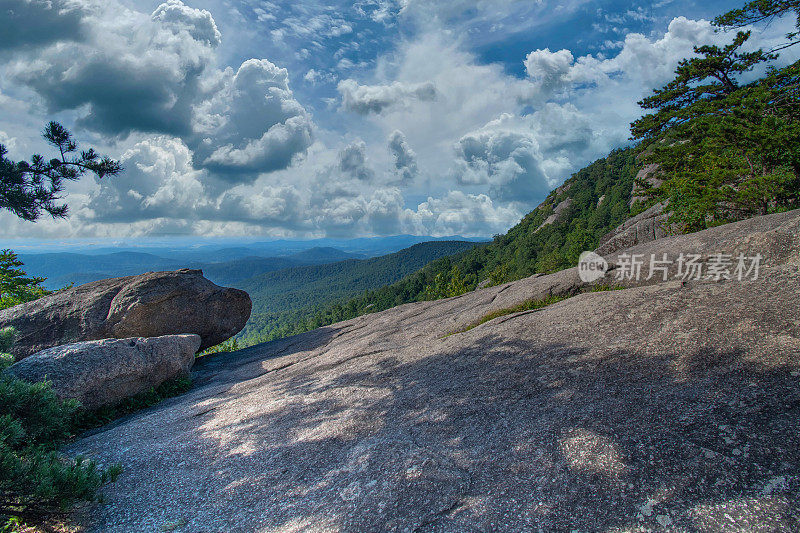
[402,190,522,237]
[304,68,336,84]
[193,59,313,177]
[338,79,437,114]
[87,136,209,223]
[450,104,602,204]
[523,48,575,100]
[151,0,221,46]
[523,17,729,104]
[387,130,418,184]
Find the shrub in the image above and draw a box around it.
[0,336,120,527]
[0,251,51,311]
[0,328,14,355]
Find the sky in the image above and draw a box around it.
[0,0,797,241]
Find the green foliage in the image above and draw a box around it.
[234,241,481,347]
[0,122,121,222]
[75,377,193,433]
[591,283,625,292]
[0,329,15,356]
[422,267,468,300]
[448,294,572,336]
[0,371,120,523]
[714,0,800,49]
[199,338,240,357]
[0,330,122,527]
[631,31,776,141]
[0,250,51,311]
[632,29,800,232]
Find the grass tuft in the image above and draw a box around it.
[74,377,192,433]
[446,293,571,337]
[445,282,625,337]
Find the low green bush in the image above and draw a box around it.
[0,328,14,355]
[0,330,121,528]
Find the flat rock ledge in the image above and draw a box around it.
[69,210,800,532]
[7,335,201,410]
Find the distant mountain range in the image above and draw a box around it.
[8,234,486,262]
[19,247,366,290]
[15,235,488,290]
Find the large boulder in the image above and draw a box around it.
[0,269,251,360]
[6,335,201,410]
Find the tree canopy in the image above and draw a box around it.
[0,122,121,222]
[0,250,51,311]
[714,0,800,50]
[631,22,800,231]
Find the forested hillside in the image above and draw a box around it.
[235,240,482,344]
[19,247,365,289]
[290,147,639,332]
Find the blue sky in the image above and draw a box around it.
[0,0,796,241]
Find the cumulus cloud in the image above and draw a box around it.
[403,190,521,237]
[523,48,575,99]
[5,0,312,181]
[10,0,220,137]
[523,17,729,103]
[0,0,87,52]
[338,79,437,114]
[309,187,407,236]
[337,140,375,181]
[214,185,307,226]
[451,104,601,204]
[151,0,221,46]
[87,136,209,223]
[387,130,418,184]
[86,135,312,229]
[193,59,313,177]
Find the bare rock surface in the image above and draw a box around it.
[7,335,201,410]
[70,211,800,532]
[0,269,251,360]
[629,162,663,206]
[595,202,670,256]
[535,197,573,233]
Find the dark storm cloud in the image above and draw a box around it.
[0,0,86,52]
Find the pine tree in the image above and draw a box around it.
[715,1,800,50]
[0,250,50,310]
[631,30,800,232]
[0,122,121,222]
